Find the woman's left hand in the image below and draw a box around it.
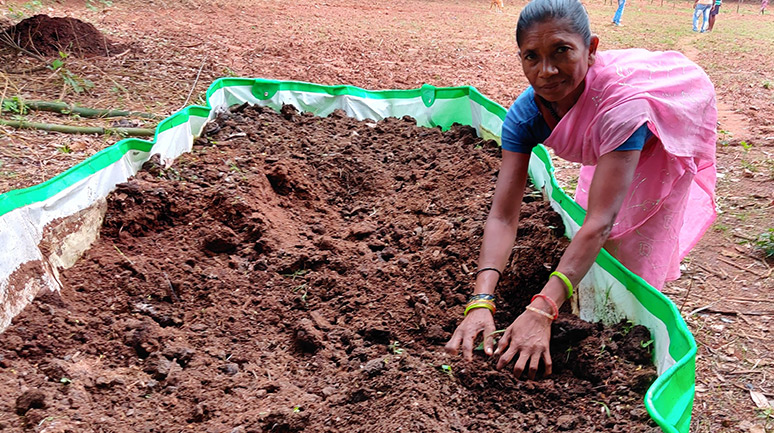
[493,310,553,380]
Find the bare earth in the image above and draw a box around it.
[1,0,773,432]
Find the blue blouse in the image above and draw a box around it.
[501,86,652,154]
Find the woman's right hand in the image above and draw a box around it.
[444,308,497,361]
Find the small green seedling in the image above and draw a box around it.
[38,416,55,427]
[282,269,308,280]
[440,364,453,378]
[293,406,302,413]
[622,320,635,335]
[640,339,654,354]
[474,329,506,351]
[755,407,773,432]
[59,377,72,384]
[48,52,95,94]
[596,343,607,359]
[388,341,405,355]
[292,284,308,304]
[592,401,612,417]
[57,144,72,154]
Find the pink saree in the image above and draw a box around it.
[543,49,717,289]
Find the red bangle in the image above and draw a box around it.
[530,294,559,320]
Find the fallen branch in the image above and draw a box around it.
[0,31,48,65]
[696,262,728,279]
[179,54,208,111]
[0,118,155,137]
[728,297,774,303]
[700,306,774,316]
[1,99,161,120]
[718,257,765,277]
[678,276,694,315]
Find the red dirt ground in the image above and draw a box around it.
[0,105,658,432]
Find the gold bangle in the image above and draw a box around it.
[525,305,555,321]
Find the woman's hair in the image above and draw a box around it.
[516,0,592,47]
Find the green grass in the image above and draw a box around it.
[756,228,774,258]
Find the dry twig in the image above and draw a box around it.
[718,257,765,277]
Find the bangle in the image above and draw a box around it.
[464,301,496,316]
[463,294,496,316]
[550,271,574,299]
[525,305,555,321]
[475,267,502,279]
[467,293,495,303]
[531,294,559,320]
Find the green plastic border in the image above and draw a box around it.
[0,105,211,217]
[0,78,697,433]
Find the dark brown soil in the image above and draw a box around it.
[0,104,658,432]
[2,15,126,57]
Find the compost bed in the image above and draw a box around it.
[0,104,659,433]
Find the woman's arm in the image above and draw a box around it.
[444,150,531,360]
[549,149,641,292]
[475,150,532,294]
[494,148,641,379]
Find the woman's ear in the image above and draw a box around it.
[588,35,600,65]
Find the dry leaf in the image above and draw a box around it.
[750,390,772,409]
[750,425,765,433]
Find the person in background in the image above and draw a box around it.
[445,0,717,380]
[694,0,714,32]
[762,0,768,14]
[612,0,626,26]
[707,0,722,31]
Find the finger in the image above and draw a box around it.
[495,347,514,370]
[483,324,497,356]
[493,329,511,357]
[460,331,478,362]
[527,352,542,381]
[512,351,529,379]
[542,351,553,377]
[495,340,517,370]
[444,329,463,355]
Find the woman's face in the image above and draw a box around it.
[518,19,599,107]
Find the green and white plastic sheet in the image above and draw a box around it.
[0,78,697,433]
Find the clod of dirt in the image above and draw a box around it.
[143,352,174,380]
[2,15,128,57]
[293,318,325,353]
[14,389,46,415]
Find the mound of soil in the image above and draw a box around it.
[0,104,659,432]
[2,15,126,57]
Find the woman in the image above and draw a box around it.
[445,0,717,380]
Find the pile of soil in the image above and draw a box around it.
[0,104,659,432]
[2,15,126,57]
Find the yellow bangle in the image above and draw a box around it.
[550,271,574,299]
[464,301,496,316]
